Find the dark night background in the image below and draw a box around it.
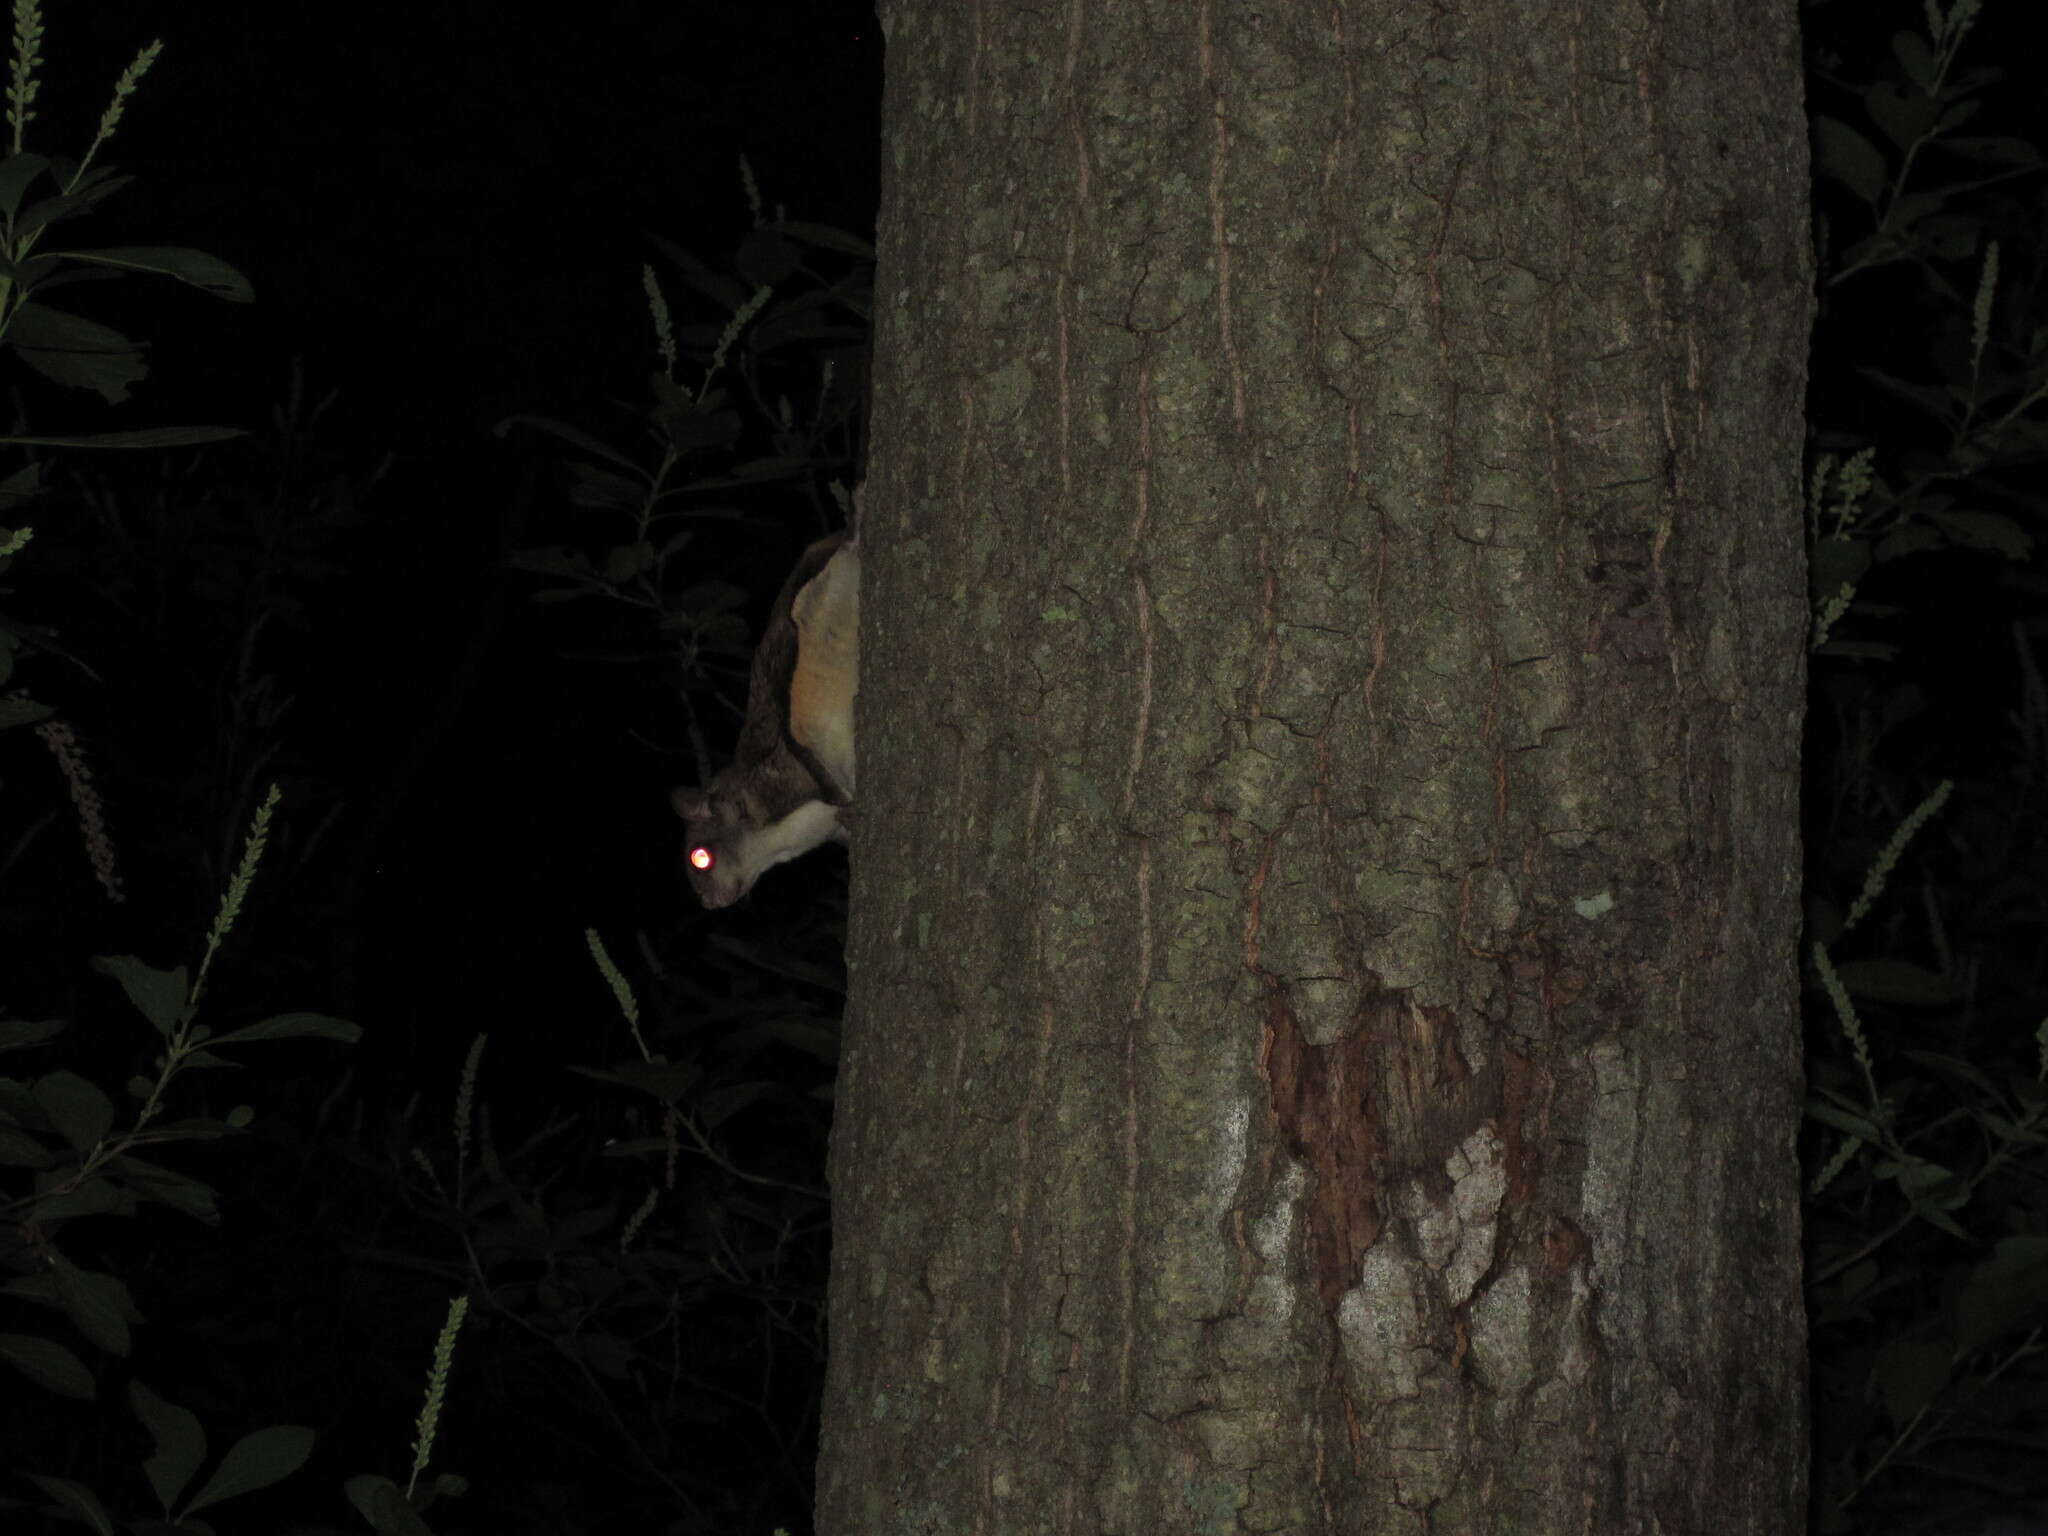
[2,1,2044,1532]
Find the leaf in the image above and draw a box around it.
[1927,509,2031,560]
[759,1019,842,1063]
[770,220,877,259]
[1805,1099,1883,1141]
[33,1177,123,1221]
[208,1012,360,1046]
[52,1265,137,1357]
[131,1380,207,1511]
[136,1117,237,1141]
[1873,1157,1954,1199]
[566,463,651,512]
[23,1474,114,1534]
[1815,639,1900,662]
[491,412,645,471]
[708,933,845,992]
[109,1155,222,1224]
[33,1070,115,1152]
[575,1331,632,1379]
[602,539,658,583]
[1944,136,2044,169]
[1874,525,1943,563]
[1856,366,1958,423]
[1952,1236,2048,1356]
[1871,1336,1950,1428]
[0,426,248,450]
[344,1474,439,1536]
[0,1017,66,1052]
[570,1061,699,1102]
[1898,1049,1998,1098]
[0,1331,96,1397]
[42,246,253,302]
[1814,116,1889,206]
[1810,535,1870,592]
[1891,31,1935,90]
[90,955,188,1035]
[1918,1206,1970,1240]
[182,1424,315,1514]
[509,545,596,579]
[1864,83,1937,151]
[699,1083,767,1128]
[1834,958,1950,1006]
[0,152,53,218]
[644,232,750,310]
[3,301,148,404]
[0,1124,55,1167]
[0,692,57,727]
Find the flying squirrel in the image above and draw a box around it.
[672,526,859,907]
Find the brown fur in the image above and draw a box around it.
[674,532,858,907]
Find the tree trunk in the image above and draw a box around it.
[821,1,1812,1531]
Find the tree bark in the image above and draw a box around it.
[821,1,1812,1531]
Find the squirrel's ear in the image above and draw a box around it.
[672,786,710,821]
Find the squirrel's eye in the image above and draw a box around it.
[689,846,715,872]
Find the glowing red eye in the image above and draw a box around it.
[689,846,715,872]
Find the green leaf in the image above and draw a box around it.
[108,1155,222,1224]
[602,539,658,583]
[0,1124,55,1166]
[1898,1049,1998,1098]
[0,1016,66,1052]
[1891,31,1935,90]
[1871,1336,1950,1428]
[1944,136,2045,169]
[1873,1157,1953,1198]
[134,1117,236,1141]
[1805,1099,1882,1141]
[208,1012,361,1046]
[0,692,57,727]
[1918,1206,1970,1240]
[759,1019,841,1063]
[1857,366,1958,423]
[770,220,877,259]
[0,152,53,218]
[0,426,249,450]
[1874,525,1943,563]
[131,1380,207,1512]
[42,246,253,302]
[33,1177,123,1221]
[1810,535,1871,591]
[23,1474,114,1534]
[1952,1236,2048,1356]
[1927,509,2031,560]
[33,1070,115,1152]
[344,1474,439,1536]
[709,933,845,992]
[492,412,646,471]
[1835,958,1950,1005]
[570,1061,699,1101]
[52,1265,137,1357]
[0,1075,41,1116]
[1864,82,1937,150]
[699,1083,766,1128]
[90,955,188,1035]
[4,301,148,404]
[509,545,596,579]
[0,1331,96,1397]
[182,1424,315,1514]
[1814,116,1889,206]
